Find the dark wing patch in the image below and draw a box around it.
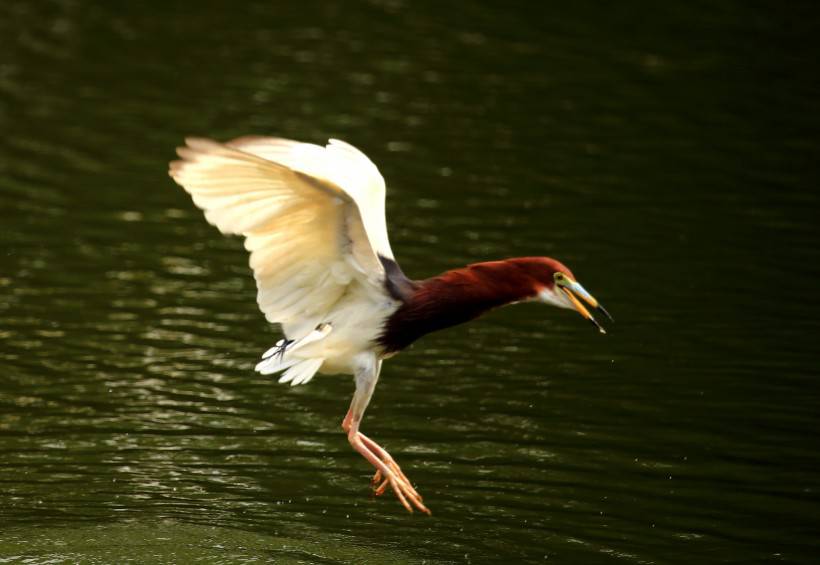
[379,255,417,302]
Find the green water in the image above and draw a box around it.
[1,1,819,563]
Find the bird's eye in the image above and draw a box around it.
[554,272,567,285]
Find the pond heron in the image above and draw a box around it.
[169,136,611,514]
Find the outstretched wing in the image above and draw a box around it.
[169,136,395,340]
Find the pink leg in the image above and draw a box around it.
[342,354,430,514]
[342,409,430,514]
[359,432,412,495]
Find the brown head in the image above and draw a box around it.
[379,256,612,353]
[503,257,613,333]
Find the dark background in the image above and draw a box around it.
[1,1,818,562]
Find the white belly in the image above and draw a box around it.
[264,286,401,378]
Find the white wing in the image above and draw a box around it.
[169,136,394,341]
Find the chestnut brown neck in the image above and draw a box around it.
[378,258,549,353]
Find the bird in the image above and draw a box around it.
[169,136,611,515]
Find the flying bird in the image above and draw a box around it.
[169,136,611,514]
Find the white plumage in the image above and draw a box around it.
[169,136,400,387]
[170,135,430,514]
[169,134,610,515]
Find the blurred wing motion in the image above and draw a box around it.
[169,136,397,383]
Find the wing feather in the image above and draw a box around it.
[169,136,394,340]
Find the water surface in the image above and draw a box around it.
[1,1,819,562]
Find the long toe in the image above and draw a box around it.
[350,431,430,514]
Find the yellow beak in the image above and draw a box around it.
[559,281,612,334]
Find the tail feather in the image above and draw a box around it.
[255,355,299,375]
[255,325,330,383]
[278,358,323,386]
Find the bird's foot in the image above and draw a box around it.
[370,459,407,496]
[349,431,430,515]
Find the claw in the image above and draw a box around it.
[371,470,390,496]
[349,430,430,515]
[374,478,389,496]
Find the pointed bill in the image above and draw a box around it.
[555,275,612,333]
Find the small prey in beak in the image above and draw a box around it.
[554,272,613,334]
